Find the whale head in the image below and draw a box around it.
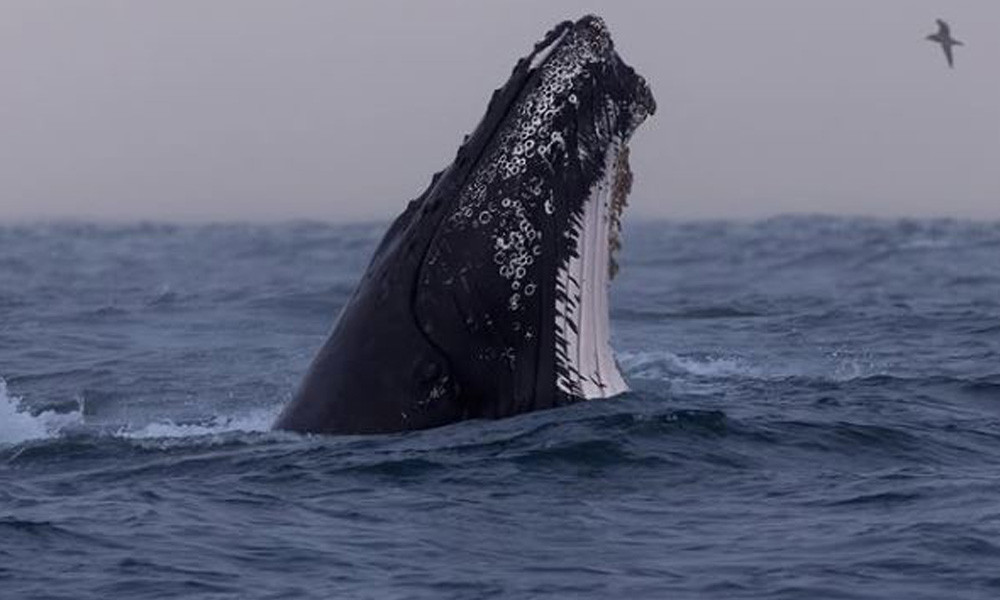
[275,16,656,434]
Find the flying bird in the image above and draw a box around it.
[926,19,963,68]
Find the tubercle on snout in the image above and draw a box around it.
[450,19,575,171]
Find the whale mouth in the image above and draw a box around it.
[529,17,654,400]
[417,14,655,408]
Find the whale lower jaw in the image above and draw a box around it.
[554,138,630,400]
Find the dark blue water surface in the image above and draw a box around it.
[2,217,1000,599]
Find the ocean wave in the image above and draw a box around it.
[613,307,764,321]
[619,350,759,380]
[0,378,83,446]
[618,350,889,384]
[1,376,282,449]
[115,406,280,440]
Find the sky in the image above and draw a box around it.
[1,1,997,221]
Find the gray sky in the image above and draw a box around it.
[1,1,998,221]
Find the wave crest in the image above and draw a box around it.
[1,377,280,448]
[0,378,83,446]
[117,408,278,440]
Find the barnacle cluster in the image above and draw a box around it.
[442,24,609,319]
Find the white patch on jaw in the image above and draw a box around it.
[554,139,629,400]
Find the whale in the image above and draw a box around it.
[273,15,655,434]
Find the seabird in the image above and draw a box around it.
[926,19,963,68]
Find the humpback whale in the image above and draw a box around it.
[273,16,656,434]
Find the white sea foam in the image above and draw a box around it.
[618,350,887,383]
[619,351,758,380]
[118,406,279,440]
[1,376,281,446]
[0,378,83,446]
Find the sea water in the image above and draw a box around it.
[2,217,999,599]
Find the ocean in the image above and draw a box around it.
[2,217,999,599]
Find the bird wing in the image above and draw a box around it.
[937,19,951,36]
[943,43,954,67]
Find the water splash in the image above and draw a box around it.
[117,407,279,440]
[619,350,888,383]
[0,378,83,446]
[619,351,759,380]
[1,376,280,446]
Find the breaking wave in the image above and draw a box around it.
[1,376,279,447]
[0,378,83,446]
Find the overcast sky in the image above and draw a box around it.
[1,1,998,221]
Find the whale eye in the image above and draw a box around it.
[417,361,441,383]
